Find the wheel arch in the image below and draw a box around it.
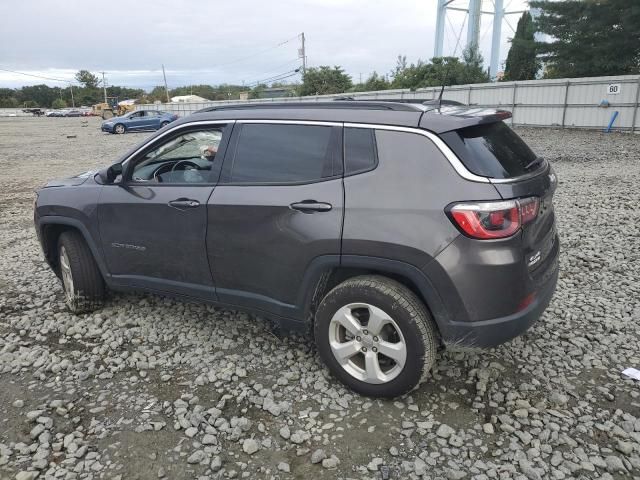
[38,217,109,279]
[301,255,452,336]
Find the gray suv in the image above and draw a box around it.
[34,101,559,397]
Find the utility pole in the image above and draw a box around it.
[162,65,170,103]
[299,32,307,76]
[101,72,107,103]
[69,84,75,108]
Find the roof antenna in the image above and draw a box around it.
[436,57,454,112]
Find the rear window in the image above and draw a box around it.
[344,127,377,175]
[441,122,541,179]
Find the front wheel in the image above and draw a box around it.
[58,231,105,313]
[314,276,437,397]
[113,123,125,134]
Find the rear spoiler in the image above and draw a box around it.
[419,106,512,133]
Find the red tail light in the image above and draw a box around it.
[448,197,539,240]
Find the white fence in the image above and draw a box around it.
[136,74,640,132]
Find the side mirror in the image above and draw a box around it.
[97,163,123,184]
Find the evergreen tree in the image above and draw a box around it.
[503,11,540,81]
[530,0,640,78]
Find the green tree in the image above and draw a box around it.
[530,0,640,78]
[52,98,67,109]
[390,52,488,90]
[460,43,490,84]
[75,70,100,88]
[299,66,352,96]
[503,12,539,81]
[354,72,391,92]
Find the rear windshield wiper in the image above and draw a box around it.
[524,156,545,171]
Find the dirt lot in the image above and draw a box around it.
[0,117,639,480]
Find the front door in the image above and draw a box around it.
[98,122,232,299]
[207,121,344,319]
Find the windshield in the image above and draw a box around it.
[441,121,543,179]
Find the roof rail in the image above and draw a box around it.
[196,100,427,113]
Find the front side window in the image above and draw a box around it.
[128,111,142,119]
[229,123,337,184]
[130,127,226,184]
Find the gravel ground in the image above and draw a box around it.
[0,117,639,480]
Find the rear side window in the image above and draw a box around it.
[441,121,540,179]
[344,127,377,175]
[229,124,337,183]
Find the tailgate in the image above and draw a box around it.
[492,165,559,283]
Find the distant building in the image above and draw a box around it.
[170,94,209,103]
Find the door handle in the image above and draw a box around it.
[290,200,332,213]
[168,198,200,209]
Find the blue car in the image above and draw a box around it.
[101,110,178,134]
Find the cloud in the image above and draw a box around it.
[0,0,527,89]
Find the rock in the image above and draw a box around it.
[12,400,24,408]
[242,438,259,455]
[446,469,467,480]
[187,450,206,464]
[202,434,217,445]
[616,440,633,455]
[549,392,568,406]
[277,462,290,473]
[185,427,198,438]
[415,458,428,476]
[211,456,222,472]
[311,449,326,464]
[436,424,455,439]
[367,457,383,471]
[389,446,399,456]
[322,455,339,469]
[279,426,290,440]
[482,423,494,434]
[15,473,38,480]
[605,455,626,473]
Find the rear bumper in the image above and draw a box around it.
[440,255,558,349]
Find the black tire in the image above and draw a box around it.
[57,231,105,314]
[113,123,126,134]
[314,275,437,398]
[160,121,169,128]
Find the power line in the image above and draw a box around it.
[212,33,301,69]
[247,59,300,80]
[0,67,76,84]
[245,69,300,88]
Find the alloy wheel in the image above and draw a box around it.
[59,245,75,303]
[328,303,407,384]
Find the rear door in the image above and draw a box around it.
[207,120,344,319]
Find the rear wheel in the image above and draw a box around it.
[160,121,169,128]
[58,231,105,313]
[114,123,125,134]
[314,275,437,397]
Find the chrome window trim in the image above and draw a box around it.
[237,119,342,127]
[122,118,544,185]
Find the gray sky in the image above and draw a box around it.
[0,0,528,90]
